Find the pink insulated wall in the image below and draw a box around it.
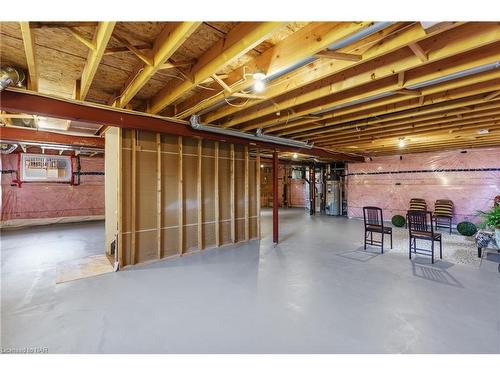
[347,147,500,224]
[1,153,104,226]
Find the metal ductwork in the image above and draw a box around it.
[0,67,26,92]
[189,115,313,149]
[0,143,18,154]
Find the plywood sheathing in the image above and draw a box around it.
[117,129,259,267]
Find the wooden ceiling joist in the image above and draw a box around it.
[314,50,362,61]
[79,22,116,100]
[115,22,201,109]
[231,26,500,131]
[19,22,38,91]
[67,28,96,50]
[174,21,375,119]
[148,22,285,114]
[277,84,500,137]
[201,22,436,124]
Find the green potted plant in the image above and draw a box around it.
[476,206,500,244]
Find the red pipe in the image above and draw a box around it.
[272,150,279,244]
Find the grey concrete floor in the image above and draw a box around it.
[1,209,499,354]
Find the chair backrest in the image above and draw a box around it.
[363,206,384,228]
[407,210,434,236]
[409,198,427,211]
[434,199,453,218]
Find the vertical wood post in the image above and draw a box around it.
[272,150,279,244]
[230,144,235,243]
[244,146,249,242]
[214,142,220,247]
[256,148,261,239]
[197,138,203,250]
[178,136,184,255]
[117,128,123,268]
[156,133,162,259]
[131,130,137,264]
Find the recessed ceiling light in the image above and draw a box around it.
[478,129,489,134]
[293,153,298,159]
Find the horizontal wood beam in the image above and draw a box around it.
[315,50,362,61]
[0,89,362,162]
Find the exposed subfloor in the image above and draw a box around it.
[1,210,499,354]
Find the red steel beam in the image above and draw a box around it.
[272,150,279,244]
[0,126,104,148]
[0,89,363,162]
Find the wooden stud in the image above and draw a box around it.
[117,128,123,268]
[178,136,184,255]
[214,142,220,247]
[111,33,153,66]
[131,130,137,265]
[197,138,203,250]
[156,133,162,259]
[256,148,261,239]
[244,146,249,242]
[230,144,236,243]
[19,22,38,91]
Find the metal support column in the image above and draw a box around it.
[272,150,279,244]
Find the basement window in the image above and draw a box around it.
[21,154,72,182]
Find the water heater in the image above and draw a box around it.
[325,180,340,216]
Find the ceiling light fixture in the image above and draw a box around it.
[398,137,406,148]
[253,79,266,93]
[293,153,298,159]
[252,71,266,81]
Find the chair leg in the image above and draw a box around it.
[364,231,367,250]
[409,236,412,259]
[431,241,434,264]
[390,231,393,249]
[449,218,452,234]
[440,239,442,259]
[381,233,384,254]
[370,231,373,245]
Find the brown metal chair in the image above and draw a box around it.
[407,210,442,263]
[363,206,392,253]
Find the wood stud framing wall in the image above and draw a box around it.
[110,129,260,268]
